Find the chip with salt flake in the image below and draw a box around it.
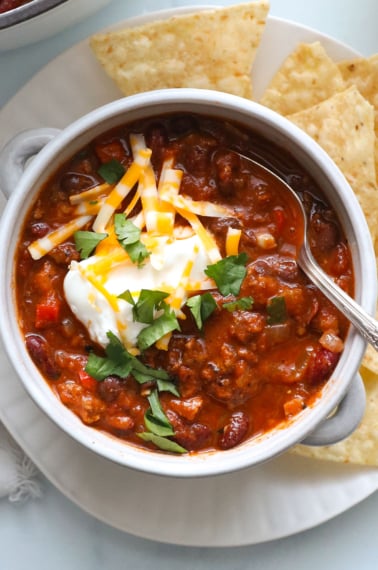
[90,1,269,99]
[260,41,346,116]
[288,86,377,247]
[291,366,378,466]
[338,54,378,188]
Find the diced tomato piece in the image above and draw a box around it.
[35,297,61,329]
[78,369,98,392]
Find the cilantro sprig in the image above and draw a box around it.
[205,253,248,296]
[119,289,169,324]
[74,230,108,259]
[186,292,217,330]
[85,331,170,383]
[138,390,187,454]
[114,213,150,266]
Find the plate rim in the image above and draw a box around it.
[0,7,377,547]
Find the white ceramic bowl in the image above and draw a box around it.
[0,0,113,51]
[0,89,376,477]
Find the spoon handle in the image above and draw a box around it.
[299,247,378,351]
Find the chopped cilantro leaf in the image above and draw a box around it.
[98,159,125,184]
[186,292,217,330]
[267,296,287,324]
[74,230,108,259]
[205,253,248,296]
[119,288,169,324]
[137,432,187,454]
[114,213,150,266]
[137,306,180,351]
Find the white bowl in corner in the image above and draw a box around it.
[0,0,113,52]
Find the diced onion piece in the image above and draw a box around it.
[69,183,112,205]
[93,140,151,233]
[28,215,93,260]
[256,231,277,250]
[319,330,344,353]
[226,227,242,256]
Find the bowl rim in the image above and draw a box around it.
[0,88,376,477]
[0,0,68,30]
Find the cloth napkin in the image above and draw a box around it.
[0,423,42,502]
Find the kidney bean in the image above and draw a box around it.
[219,411,249,450]
[25,334,60,379]
[97,376,125,402]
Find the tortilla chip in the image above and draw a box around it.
[288,86,378,246]
[291,367,378,465]
[90,1,269,99]
[338,55,378,192]
[259,42,346,115]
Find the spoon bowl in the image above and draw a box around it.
[230,150,378,351]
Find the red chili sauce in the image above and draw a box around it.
[15,113,353,453]
[0,0,32,14]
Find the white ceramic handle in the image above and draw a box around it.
[301,374,365,446]
[0,128,61,198]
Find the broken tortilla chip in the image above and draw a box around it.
[291,366,378,466]
[338,54,378,192]
[288,86,377,247]
[259,41,346,115]
[90,1,269,99]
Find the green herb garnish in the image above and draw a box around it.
[137,432,187,454]
[140,391,187,453]
[205,253,248,296]
[186,292,217,330]
[267,296,287,324]
[98,159,125,184]
[114,213,150,266]
[144,390,174,436]
[85,331,170,383]
[120,288,169,324]
[137,305,180,351]
[223,296,254,312]
[73,230,108,259]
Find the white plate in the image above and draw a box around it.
[1,8,378,548]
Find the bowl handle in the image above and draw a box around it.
[301,374,365,446]
[0,128,61,199]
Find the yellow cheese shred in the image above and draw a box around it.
[28,215,93,260]
[225,227,242,256]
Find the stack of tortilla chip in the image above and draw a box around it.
[259,40,378,465]
[89,2,378,466]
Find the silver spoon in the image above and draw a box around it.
[229,150,378,351]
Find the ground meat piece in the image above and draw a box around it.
[230,311,265,343]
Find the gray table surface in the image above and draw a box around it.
[1,1,378,568]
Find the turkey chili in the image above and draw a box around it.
[15,113,353,454]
